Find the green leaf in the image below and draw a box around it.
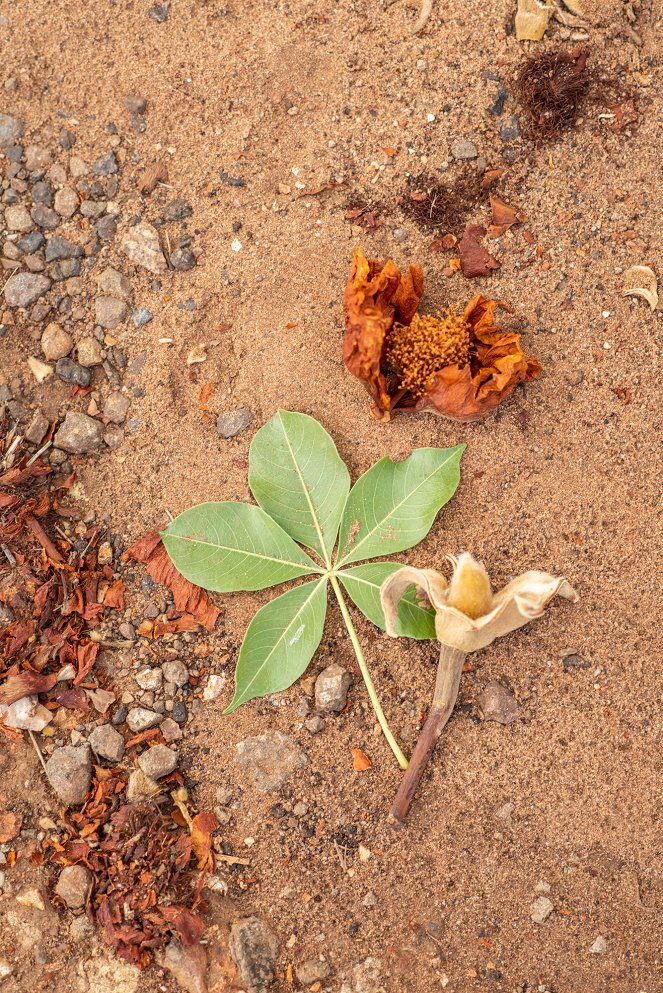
[335,446,465,566]
[225,579,328,712]
[248,409,350,565]
[162,502,322,592]
[338,563,437,640]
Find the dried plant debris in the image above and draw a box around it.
[515,0,551,41]
[622,265,658,311]
[515,48,592,140]
[402,172,483,238]
[458,224,500,277]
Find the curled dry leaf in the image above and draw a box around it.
[515,0,551,41]
[488,196,526,239]
[458,224,500,277]
[343,246,540,422]
[622,265,658,311]
[351,747,373,771]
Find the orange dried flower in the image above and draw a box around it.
[343,246,541,422]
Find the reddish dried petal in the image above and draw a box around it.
[458,224,500,278]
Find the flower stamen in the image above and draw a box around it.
[386,310,471,398]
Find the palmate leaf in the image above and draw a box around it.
[338,563,436,640]
[335,446,465,567]
[161,502,322,592]
[249,410,350,565]
[224,579,328,712]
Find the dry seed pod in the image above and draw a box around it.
[622,265,658,311]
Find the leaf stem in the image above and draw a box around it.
[329,573,409,770]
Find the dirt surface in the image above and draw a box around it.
[1,0,662,991]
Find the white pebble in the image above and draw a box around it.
[231,239,242,252]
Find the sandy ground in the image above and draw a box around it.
[1,0,662,990]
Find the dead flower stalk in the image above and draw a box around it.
[381,553,578,823]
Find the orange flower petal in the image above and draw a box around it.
[351,747,372,771]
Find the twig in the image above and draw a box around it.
[1,543,16,567]
[333,838,348,872]
[293,180,347,200]
[26,513,66,564]
[26,440,52,466]
[28,729,49,776]
[412,0,434,33]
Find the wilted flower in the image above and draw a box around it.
[343,246,541,422]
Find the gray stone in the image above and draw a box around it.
[0,115,23,147]
[229,917,278,993]
[478,681,519,725]
[89,723,125,762]
[500,115,520,141]
[94,215,118,242]
[31,204,60,230]
[121,222,166,274]
[76,337,104,367]
[589,935,607,954]
[54,411,103,453]
[315,664,351,712]
[80,200,106,219]
[160,718,182,742]
[124,94,147,114]
[530,896,554,924]
[163,198,192,222]
[216,407,252,439]
[450,138,478,160]
[3,240,23,260]
[55,864,92,909]
[130,113,147,133]
[305,714,324,734]
[162,659,189,687]
[45,236,83,262]
[488,87,508,117]
[17,231,45,254]
[25,410,49,445]
[127,768,161,800]
[236,730,307,792]
[92,151,118,176]
[5,205,34,232]
[158,940,208,993]
[171,700,187,724]
[4,272,51,307]
[132,307,152,326]
[169,247,196,271]
[149,1,171,22]
[126,707,162,732]
[103,391,131,424]
[97,266,132,301]
[54,187,79,218]
[95,296,128,329]
[135,667,163,691]
[24,145,51,172]
[45,745,91,806]
[295,959,331,984]
[31,181,53,205]
[137,744,178,779]
[55,358,91,387]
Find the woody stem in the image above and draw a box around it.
[389,644,465,824]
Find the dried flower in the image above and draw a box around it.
[343,246,541,422]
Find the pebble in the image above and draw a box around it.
[500,115,520,141]
[89,723,125,762]
[45,235,83,262]
[162,659,189,686]
[4,272,51,307]
[202,674,225,700]
[122,222,167,274]
[127,768,161,800]
[160,717,182,742]
[126,707,162,732]
[76,337,103,367]
[112,703,128,725]
[124,94,147,114]
[296,959,331,984]
[45,744,92,805]
[451,138,478,160]
[55,864,92,909]
[171,700,187,724]
[478,681,519,725]
[17,230,45,253]
[95,215,118,242]
[0,114,24,147]
[216,407,252,438]
[169,247,197,271]
[163,198,192,222]
[31,181,53,205]
[135,667,163,691]
[103,391,131,424]
[25,410,49,445]
[132,306,153,326]
[530,896,554,924]
[149,0,171,21]
[31,204,60,230]
[95,296,128,329]
[138,744,178,779]
[589,936,607,954]
[5,204,34,232]
[69,155,88,178]
[92,150,118,176]
[158,940,208,993]
[229,917,278,993]
[97,266,132,300]
[236,730,308,792]
[55,357,91,387]
[315,664,351,712]
[54,410,103,453]
[488,87,508,117]
[305,714,324,734]
[24,144,51,171]
[54,186,79,218]
[362,891,377,908]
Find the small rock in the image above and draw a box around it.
[103,391,131,424]
[95,215,118,242]
[216,407,252,439]
[478,681,519,725]
[158,940,208,993]
[24,144,51,171]
[315,663,351,712]
[79,955,140,993]
[0,960,13,979]
[55,357,92,387]
[163,198,193,222]
[171,700,188,724]
[304,714,324,734]
[55,864,92,909]
[45,745,91,806]
[124,94,147,114]
[45,236,83,262]
[89,723,125,762]
[562,653,590,669]
[97,266,132,300]
[149,0,171,21]
[31,204,60,230]
[25,410,50,445]
[53,411,103,453]
[15,887,45,910]
[4,272,51,307]
[0,695,52,731]
[5,204,34,232]
[352,957,383,993]
[76,336,104,367]
[92,150,118,176]
[41,322,73,360]
[169,247,197,271]
[28,357,53,384]
[135,667,163,691]
[160,717,182,742]
[451,138,478,160]
[126,707,162,732]
[69,917,93,942]
[162,659,189,687]
[17,230,45,254]
[295,959,331,984]
[127,768,161,800]
[54,186,79,218]
[530,896,554,924]
[362,891,377,908]
[202,674,225,700]
[236,730,307,793]
[69,155,88,178]
[95,296,128,329]
[31,181,54,205]
[137,743,178,779]
[132,306,153,327]
[122,222,167,274]
[229,917,278,993]
[500,115,520,142]
[0,114,24,147]
[130,113,147,133]
[589,935,607,954]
